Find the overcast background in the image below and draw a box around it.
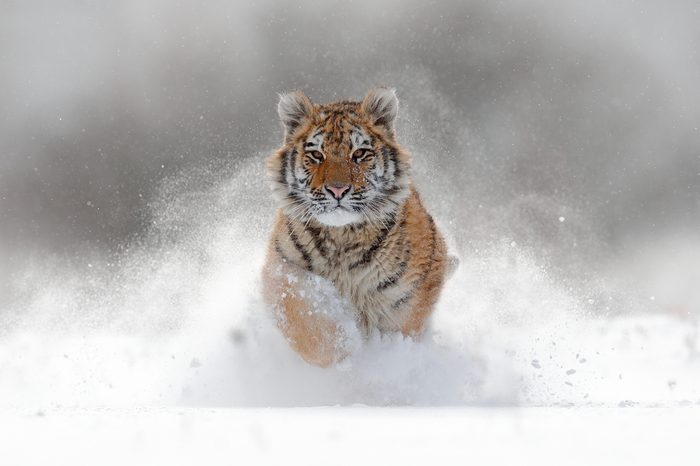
[2,0,698,255]
[0,0,699,407]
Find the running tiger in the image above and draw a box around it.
[262,88,455,367]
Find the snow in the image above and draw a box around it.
[1,157,698,411]
[2,407,698,466]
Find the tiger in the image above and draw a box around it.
[262,88,455,367]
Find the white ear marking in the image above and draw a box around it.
[361,87,399,130]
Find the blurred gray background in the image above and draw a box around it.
[1,0,699,316]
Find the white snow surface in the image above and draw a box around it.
[2,406,699,466]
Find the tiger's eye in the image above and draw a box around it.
[352,149,374,163]
[305,151,324,164]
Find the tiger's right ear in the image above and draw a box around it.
[277,91,314,139]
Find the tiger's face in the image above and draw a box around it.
[268,88,410,227]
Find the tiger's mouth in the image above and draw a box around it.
[316,197,360,213]
[314,204,364,227]
[329,204,355,212]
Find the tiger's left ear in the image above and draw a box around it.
[361,87,399,132]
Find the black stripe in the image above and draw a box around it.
[383,185,401,196]
[285,190,304,206]
[376,218,410,291]
[274,240,292,264]
[376,260,407,291]
[393,160,402,180]
[305,225,328,258]
[279,149,289,183]
[391,293,412,309]
[389,215,436,309]
[411,215,438,290]
[382,146,389,177]
[349,214,398,270]
[382,147,400,179]
[286,220,312,271]
[288,148,297,186]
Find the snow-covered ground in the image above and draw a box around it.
[2,313,699,409]
[3,406,699,466]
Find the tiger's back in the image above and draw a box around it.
[262,88,451,366]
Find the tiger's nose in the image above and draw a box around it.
[325,184,351,200]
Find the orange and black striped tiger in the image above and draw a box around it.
[262,88,455,367]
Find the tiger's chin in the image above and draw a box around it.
[314,208,364,227]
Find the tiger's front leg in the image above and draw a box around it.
[262,252,358,367]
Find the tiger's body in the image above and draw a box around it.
[262,88,452,367]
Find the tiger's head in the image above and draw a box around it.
[267,88,411,227]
